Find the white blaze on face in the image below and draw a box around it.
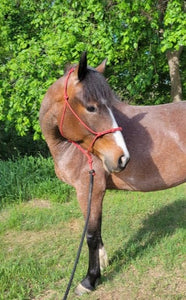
[107,107,130,162]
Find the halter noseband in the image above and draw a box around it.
[59,68,122,174]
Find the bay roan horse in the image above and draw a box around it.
[39,52,186,295]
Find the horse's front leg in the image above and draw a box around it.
[75,179,108,295]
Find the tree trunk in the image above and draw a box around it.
[166,46,183,102]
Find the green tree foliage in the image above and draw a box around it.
[0,0,185,142]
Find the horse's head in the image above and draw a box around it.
[59,52,130,173]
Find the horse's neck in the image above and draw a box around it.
[40,98,68,161]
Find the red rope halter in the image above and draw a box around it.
[59,68,122,174]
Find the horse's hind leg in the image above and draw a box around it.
[75,180,107,295]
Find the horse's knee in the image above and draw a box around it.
[86,232,99,249]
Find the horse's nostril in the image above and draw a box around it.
[104,154,130,173]
[118,155,125,168]
[118,155,129,169]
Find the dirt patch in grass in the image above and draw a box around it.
[33,289,59,300]
[28,199,52,209]
[87,264,186,300]
[0,209,10,223]
[3,229,56,253]
[69,218,83,233]
[32,263,185,300]
[2,217,84,255]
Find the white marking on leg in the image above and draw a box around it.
[107,107,130,161]
[99,246,108,271]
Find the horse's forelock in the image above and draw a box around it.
[81,69,113,106]
[64,63,113,106]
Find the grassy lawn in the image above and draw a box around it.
[0,157,185,299]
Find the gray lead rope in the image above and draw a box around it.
[62,170,95,300]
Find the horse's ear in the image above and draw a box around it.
[77,51,87,81]
[96,58,107,73]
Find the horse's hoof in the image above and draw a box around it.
[75,283,92,296]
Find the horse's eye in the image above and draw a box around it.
[86,106,97,113]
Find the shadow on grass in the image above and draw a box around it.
[107,198,186,278]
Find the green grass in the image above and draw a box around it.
[0,157,185,299]
[0,156,73,207]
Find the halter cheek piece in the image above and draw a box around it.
[59,68,122,174]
